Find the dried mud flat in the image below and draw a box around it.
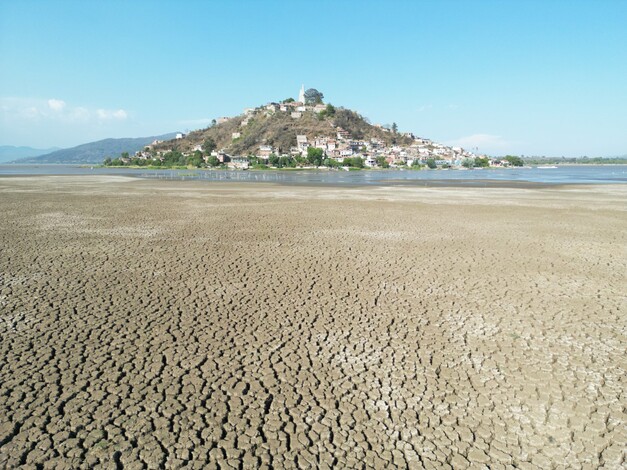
[1,176,625,469]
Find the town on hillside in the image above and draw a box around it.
[105,86,524,170]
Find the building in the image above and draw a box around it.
[296,135,308,153]
[298,84,305,104]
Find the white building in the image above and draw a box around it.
[298,84,305,104]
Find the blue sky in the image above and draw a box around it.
[1,0,626,156]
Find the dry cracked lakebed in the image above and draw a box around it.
[1,177,625,469]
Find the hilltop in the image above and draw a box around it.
[155,105,414,157]
[110,88,482,169]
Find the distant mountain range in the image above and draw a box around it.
[10,134,176,164]
[0,146,61,163]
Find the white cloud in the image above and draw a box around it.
[1,97,127,123]
[97,108,128,120]
[47,99,66,111]
[69,106,90,121]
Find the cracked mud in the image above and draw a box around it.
[1,177,625,469]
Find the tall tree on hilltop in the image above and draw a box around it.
[304,88,324,105]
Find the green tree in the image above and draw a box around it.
[504,155,524,167]
[304,88,324,105]
[103,157,112,166]
[282,97,295,103]
[325,103,335,116]
[279,156,294,168]
[392,122,398,134]
[187,151,204,167]
[268,154,280,167]
[426,158,437,169]
[462,158,474,168]
[351,156,364,169]
[474,157,490,168]
[376,156,390,168]
[206,156,220,167]
[202,138,217,155]
[307,147,324,166]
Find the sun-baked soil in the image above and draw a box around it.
[1,176,625,469]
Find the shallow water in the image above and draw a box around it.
[1,164,626,185]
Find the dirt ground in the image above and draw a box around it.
[1,176,625,469]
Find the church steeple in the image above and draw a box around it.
[298,84,305,104]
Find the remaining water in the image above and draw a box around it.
[1,164,626,185]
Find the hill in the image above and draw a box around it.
[0,146,60,163]
[153,106,414,156]
[16,134,176,164]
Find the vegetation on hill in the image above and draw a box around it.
[153,107,413,157]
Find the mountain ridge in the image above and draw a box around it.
[0,146,61,163]
[13,134,176,164]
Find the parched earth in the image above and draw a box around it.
[0,177,625,469]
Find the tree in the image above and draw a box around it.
[304,88,324,105]
[268,154,280,167]
[325,103,335,116]
[376,156,390,168]
[392,122,398,134]
[307,147,324,166]
[211,119,217,127]
[426,158,437,169]
[474,157,490,168]
[351,157,364,169]
[504,155,524,167]
[103,157,112,166]
[206,156,220,167]
[187,151,204,168]
[282,97,295,103]
[462,158,474,168]
[202,138,217,155]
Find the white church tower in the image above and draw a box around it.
[298,84,305,104]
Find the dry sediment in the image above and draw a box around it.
[0,176,625,469]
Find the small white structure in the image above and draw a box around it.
[296,135,308,152]
[176,133,185,139]
[298,84,305,104]
[232,132,241,139]
[291,112,302,119]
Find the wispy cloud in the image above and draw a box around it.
[47,98,66,112]
[1,97,128,123]
[96,108,127,120]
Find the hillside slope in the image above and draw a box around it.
[154,108,413,156]
[16,134,176,164]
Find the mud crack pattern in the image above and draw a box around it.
[1,178,625,469]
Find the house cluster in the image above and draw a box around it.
[130,86,513,169]
[249,128,482,169]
